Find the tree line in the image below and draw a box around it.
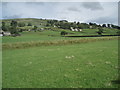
[1,20,38,36]
[46,19,120,30]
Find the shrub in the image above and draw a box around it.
[116,30,120,35]
[61,31,68,36]
[97,28,103,36]
[18,22,26,27]
[27,23,32,26]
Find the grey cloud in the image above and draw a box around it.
[2,2,44,19]
[67,7,80,12]
[82,2,103,11]
[2,2,8,5]
[25,2,44,5]
[59,17,67,20]
[88,16,117,24]
[1,2,118,26]
[3,15,22,19]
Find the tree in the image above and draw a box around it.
[27,23,32,26]
[117,26,120,30]
[102,24,106,27]
[73,21,76,24]
[18,22,25,27]
[77,22,80,25]
[33,26,38,32]
[61,31,68,36]
[47,20,54,26]
[70,22,78,29]
[89,22,93,25]
[89,22,100,29]
[107,24,111,28]
[11,20,17,27]
[10,27,17,34]
[97,28,103,36]
[77,23,89,29]
[116,30,120,35]
[61,23,71,29]
[2,22,8,31]
[111,24,120,29]
[46,23,50,27]
[10,20,19,35]
[98,24,101,27]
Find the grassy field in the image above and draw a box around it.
[2,28,118,44]
[3,39,118,88]
[2,31,79,43]
[2,24,119,88]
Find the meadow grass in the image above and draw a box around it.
[2,40,118,88]
[2,36,118,50]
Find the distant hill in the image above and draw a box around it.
[1,18,120,31]
[0,18,48,27]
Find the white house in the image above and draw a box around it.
[89,26,93,29]
[0,34,3,36]
[4,32,11,36]
[70,27,82,32]
[0,30,11,36]
[79,29,82,32]
[0,30,4,36]
[70,27,75,31]
[75,28,78,31]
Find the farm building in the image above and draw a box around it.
[0,30,11,36]
[70,27,82,32]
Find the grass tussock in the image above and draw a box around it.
[2,36,118,50]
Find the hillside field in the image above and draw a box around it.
[3,39,118,88]
[2,28,118,44]
[1,18,119,88]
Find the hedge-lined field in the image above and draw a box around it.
[2,31,79,43]
[3,39,118,88]
[2,28,118,44]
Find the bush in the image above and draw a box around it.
[27,23,32,26]
[61,31,68,36]
[116,30,120,35]
[18,22,26,27]
[97,28,103,35]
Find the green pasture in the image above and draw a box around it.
[2,28,118,44]
[2,31,76,43]
[3,40,118,88]
[2,24,119,88]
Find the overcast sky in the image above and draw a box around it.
[1,2,118,25]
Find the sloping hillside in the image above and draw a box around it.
[1,18,48,26]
